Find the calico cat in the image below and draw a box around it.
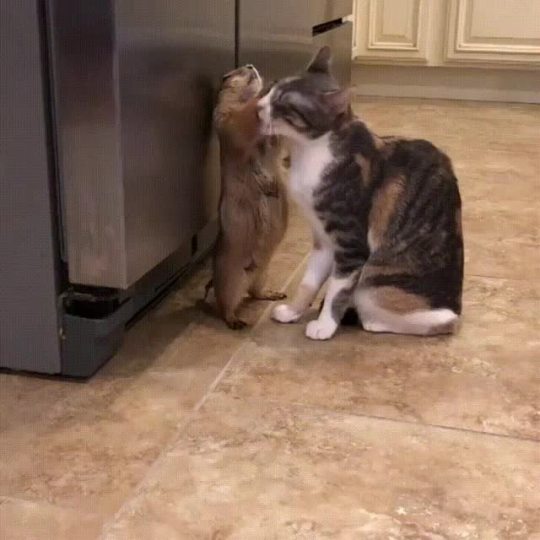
[257,47,464,340]
[209,65,288,329]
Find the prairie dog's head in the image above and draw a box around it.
[214,65,263,127]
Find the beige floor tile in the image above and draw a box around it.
[464,202,539,239]
[462,201,539,279]
[0,375,75,434]
[464,234,539,280]
[0,295,302,517]
[0,371,211,515]
[0,293,243,516]
[102,395,540,540]
[456,156,539,202]
[0,497,102,540]
[231,276,540,439]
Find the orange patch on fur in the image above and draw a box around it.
[368,176,404,250]
[355,154,372,186]
[361,264,406,281]
[372,286,430,314]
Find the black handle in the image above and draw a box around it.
[312,18,344,36]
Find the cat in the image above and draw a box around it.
[257,46,464,340]
[208,64,289,329]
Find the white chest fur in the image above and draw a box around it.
[288,135,334,244]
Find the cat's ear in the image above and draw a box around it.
[307,46,332,74]
[322,88,351,115]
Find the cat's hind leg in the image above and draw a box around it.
[355,286,459,336]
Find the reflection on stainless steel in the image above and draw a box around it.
[238,0,353,85]
[49,0,235,288]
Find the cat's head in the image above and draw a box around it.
[257,47,350,143]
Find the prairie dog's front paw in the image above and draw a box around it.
[252,290,287,301]
[272,304,301,324]
[305,319,337,340]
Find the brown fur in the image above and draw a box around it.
[210,67,288,329]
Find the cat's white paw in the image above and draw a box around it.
[272,304,301,324]
[305,319,337,340]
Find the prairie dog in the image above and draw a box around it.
[209,65,288,329]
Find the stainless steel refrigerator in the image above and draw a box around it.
[1,0,351,376]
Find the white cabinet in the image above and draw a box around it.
[353,0,540,69]
[445,0,540,67]
[353,0,432,63]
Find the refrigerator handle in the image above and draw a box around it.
[312,18,345,37]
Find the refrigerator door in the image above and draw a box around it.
[238,0,352,83]
[48,0,235,289]
[1,0,63,373]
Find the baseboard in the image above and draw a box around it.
[352,64,540,104]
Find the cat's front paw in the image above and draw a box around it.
[305,319,337,340]
[272,304,301,324]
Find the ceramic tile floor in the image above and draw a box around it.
[1,98,539,539]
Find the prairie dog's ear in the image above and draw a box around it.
[322,87,350,115]
[307,46,332,74]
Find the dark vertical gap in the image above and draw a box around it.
[36,0,68,288]
[191,234,198,256]
[235,0,240,67]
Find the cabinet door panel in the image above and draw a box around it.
[445,0,540,67]
[354,0,431,64]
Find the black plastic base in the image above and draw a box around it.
[60,220,217,377]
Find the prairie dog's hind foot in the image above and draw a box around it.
[226,318,249,330]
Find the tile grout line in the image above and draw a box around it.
[0,495,103,516]
[188,249,309,416]
[464,272,540,281]
[255,396,540,445]
[98,252,310,539]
